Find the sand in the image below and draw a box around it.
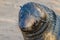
[0,0,60,40]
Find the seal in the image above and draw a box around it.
[19,2,60,40]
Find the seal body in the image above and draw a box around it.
[19,2,60,40]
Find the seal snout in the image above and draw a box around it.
[20,15,37,32]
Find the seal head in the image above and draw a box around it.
[19,2,48,33]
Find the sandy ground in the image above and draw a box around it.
[0,0,60,40]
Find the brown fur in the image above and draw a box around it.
[43,31,56,40]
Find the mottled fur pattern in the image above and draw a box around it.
[19,2,58,40]
[44,32,56,40]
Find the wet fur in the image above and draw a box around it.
[19,2,57,40]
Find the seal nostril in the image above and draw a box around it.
[20,26,25,30]
[20,26,27,31]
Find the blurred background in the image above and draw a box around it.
[0,0,60,40]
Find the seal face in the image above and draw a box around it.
[19,2,48,32]
[19,2,57,40]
